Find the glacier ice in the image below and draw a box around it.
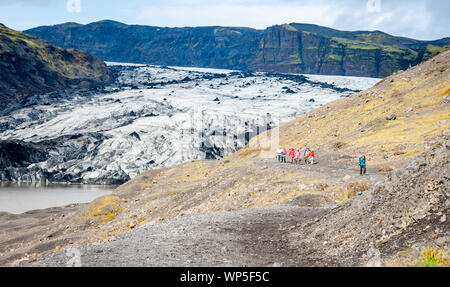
[0,64,379,184]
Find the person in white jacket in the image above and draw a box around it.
[276,147,283,162]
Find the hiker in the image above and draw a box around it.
[359,155,366,175]
[304,147,310,164]
[294,149,301,164]
[289,148,295,164]
[309,148,315,165]
[282,148,287,163]
[275,147,283,162]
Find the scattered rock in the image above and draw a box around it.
[283,87,296,94]
[386,114,397,121]
[333,142,345,150]
[314,183,329,192]
[435,237,447,245]
[416,157,427,167]
[377,166,393,173]
[129,131,141,141]
[442,95,450,104]
[394,219,406,229]
[443,129,450,139]
[412,212,427,222]
[445,140,450,150]
[366,248,381,267]
[346,182,370,199]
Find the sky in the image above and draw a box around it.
[0,0,448,40]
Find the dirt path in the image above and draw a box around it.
[17,206,329,267]
[268,158,383,180]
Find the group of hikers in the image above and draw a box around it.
[276,146,368,176]
[275,147,316,165]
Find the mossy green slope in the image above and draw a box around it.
[254,24,450,77]
[0,24,112,112]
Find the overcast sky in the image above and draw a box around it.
[0,0,448,40]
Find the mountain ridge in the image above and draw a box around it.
[25,20,450,78]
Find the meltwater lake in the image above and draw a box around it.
[0,183,114,214]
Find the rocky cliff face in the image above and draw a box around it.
[0,24,112,113]
[252,24,450,77]
[26,21,450,78]
[26,21,262,71]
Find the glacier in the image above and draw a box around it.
[0,64,379,184]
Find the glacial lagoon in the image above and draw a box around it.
[0,182,114,214]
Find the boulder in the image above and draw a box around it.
[386,114,397,121]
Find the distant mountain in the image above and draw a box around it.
[0,24,112,112]
[26,20,450,78]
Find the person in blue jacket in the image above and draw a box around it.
[359,155,366,175]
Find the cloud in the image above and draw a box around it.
[0,0,59,6]
[66,0,81,13]
[0,0,448,40]
[366,0,382,13]
[136,1,342,29]
[133,0,449,39]
[330,0,442,39]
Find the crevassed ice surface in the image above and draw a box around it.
[305,74,381,91]
[0,64,380,184]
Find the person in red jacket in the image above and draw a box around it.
[289,148,295,164]
[309,148,315,164]
[304,147,310,164]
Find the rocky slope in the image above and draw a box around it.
[287,138,449,266]
[26,20,450,78]
[1,50,448,267]
[0,24,112,113]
